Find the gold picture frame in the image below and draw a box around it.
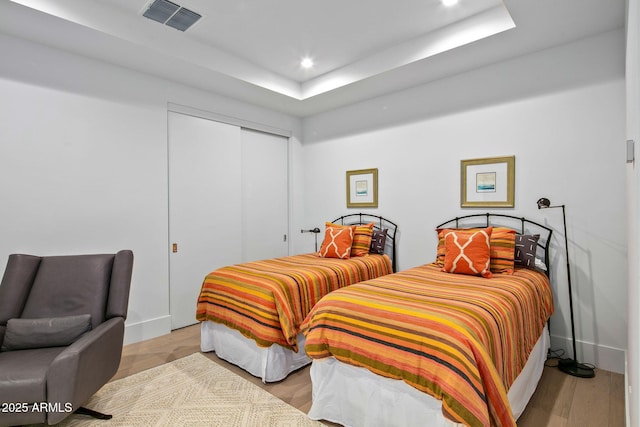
[461,156,515,208]
[346,168,378,208]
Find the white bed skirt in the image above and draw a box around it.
[200,320,310,382]
[307,325,550,427]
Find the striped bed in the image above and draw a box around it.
[302,263,553,427]
[196,213,398,382]
[196,253,393,352]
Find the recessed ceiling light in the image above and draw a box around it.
[441,0,459,6]
[300,57,314,69]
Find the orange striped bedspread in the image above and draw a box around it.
[196,253,392,352]
[302,263,553,427]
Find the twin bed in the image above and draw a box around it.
[304,213,554,427]
[196,213,554,427]
[196,213,398,382]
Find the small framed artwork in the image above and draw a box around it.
[346,168,378,208]
[461,156,515,208]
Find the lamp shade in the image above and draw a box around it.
[537,198,551,209]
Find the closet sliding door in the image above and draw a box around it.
[168,112,289,330]
[241,128,288,262]
[168,112,242,330]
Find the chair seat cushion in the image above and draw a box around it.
[1,314,91,351]
[0,347,65,403]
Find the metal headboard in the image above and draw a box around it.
[331,213,399,272]
[436,213,553,276]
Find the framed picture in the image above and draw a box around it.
[346,168,378,208]
[461,156,515,208]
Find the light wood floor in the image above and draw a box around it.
[115,325,625,427]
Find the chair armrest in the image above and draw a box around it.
[46,317,124,424]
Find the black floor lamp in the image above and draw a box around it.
[537,197,595,378]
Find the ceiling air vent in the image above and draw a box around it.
[166,7,201,31]
[142,0,202,32]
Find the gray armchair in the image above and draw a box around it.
[0,250,133,426]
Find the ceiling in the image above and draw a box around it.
[0,0,626,117]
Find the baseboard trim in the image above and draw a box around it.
[124,315,172,345]
[549,333,625,374]
[625,351,630,427]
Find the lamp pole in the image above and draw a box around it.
[301,227,321,251]
[537,198,594,378]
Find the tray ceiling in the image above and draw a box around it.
[0,0,626,116]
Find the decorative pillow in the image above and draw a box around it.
[436,227,516,273]
[370,228,388,255]
[442,227,493,278]
[324,222,374,257]
[485,227,516,274]
[514,234,540,269]
[351,223,374,257]
[1,314,92,352]
[318,224,356,259]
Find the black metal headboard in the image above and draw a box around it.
[331,213,399,272]
[436,213,553,276]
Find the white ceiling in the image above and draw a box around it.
[0,0,626,117]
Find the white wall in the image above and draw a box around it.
[301,30,627,373]
[0,33,303,344]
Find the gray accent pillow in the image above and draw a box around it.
[514,234,540,269]
[369,229,388,255]
[1,314,92,352]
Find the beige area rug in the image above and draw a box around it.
[54,353,324,427]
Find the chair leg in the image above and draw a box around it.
[75,407,113,420]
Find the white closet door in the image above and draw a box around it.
[168,112,242,330]
[241,128,289,262]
